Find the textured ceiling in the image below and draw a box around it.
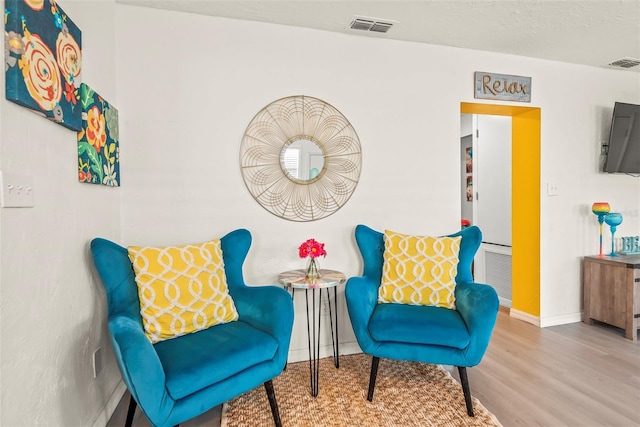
[116,0,640,72]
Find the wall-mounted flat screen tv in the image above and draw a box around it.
[604,102,640,174]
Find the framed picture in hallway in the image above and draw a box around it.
[466,176,473,201]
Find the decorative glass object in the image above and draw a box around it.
[591,202,610,257]
[305,257,320,281]
[604,212,623,257]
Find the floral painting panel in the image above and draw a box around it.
[78,83,119,187]
[5,0,82,130]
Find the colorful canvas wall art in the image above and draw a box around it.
[77,83,119,187]
[5,0,82,130]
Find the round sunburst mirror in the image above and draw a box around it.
[240,95,362,222]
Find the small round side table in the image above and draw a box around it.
[278,269,345,397]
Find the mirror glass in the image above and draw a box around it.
[281,138,325,182]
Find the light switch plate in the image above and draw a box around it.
[0,171,34,208]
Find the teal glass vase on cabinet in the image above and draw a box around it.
[604,212,623,256]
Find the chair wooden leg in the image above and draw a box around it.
[125,395,137,427]
[264,380,282,427]
[457,366,475,416]
[367,356,380,402]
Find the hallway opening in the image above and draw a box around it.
[461,102,541,321]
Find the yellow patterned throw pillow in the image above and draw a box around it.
[127,239,238,343]
[379,230,461,309]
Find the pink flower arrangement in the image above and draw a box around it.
[298,238,327,259]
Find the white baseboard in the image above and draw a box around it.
[498,296,512,308]
[508,308,583,328]
[509,308,540,327]
[92,381,127,427]
[287,341,362,363]
[540,312,582,327]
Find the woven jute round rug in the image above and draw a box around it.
[221,353,503,427]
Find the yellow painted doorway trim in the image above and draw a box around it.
[461,102,541,317]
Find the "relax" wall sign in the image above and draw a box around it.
[474,71,531,103]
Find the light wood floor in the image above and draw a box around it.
[107,312,640,427]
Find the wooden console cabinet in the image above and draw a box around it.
[583,255,640,340]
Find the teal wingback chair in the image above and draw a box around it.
[345,225,499,416]
[91,229,293,427]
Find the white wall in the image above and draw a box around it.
[1,3,639,426]
[0,1,123,426]
[537,65,640,324]
[115,6,475,363]
[116,5,639,329]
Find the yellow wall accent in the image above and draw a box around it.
[460,102,541,317]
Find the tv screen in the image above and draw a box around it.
[604,102,640,174]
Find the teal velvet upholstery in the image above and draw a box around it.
[345,224,499,416]
[91,229,293,427]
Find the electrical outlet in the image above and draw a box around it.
[321,297,331,316]
[92,347,102,379]
[546,182,559,196]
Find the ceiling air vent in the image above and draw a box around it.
[606,57,640,70]
[370,22,393,33]
[350,18,375,31]
[349,17,395,34]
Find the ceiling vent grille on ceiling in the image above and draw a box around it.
[607,57,640,70]
[350,17,394,33]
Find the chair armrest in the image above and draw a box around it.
[109,316,174,425]
[231,286,294,362]
[344,276,380,354]
[454,282,499,365]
